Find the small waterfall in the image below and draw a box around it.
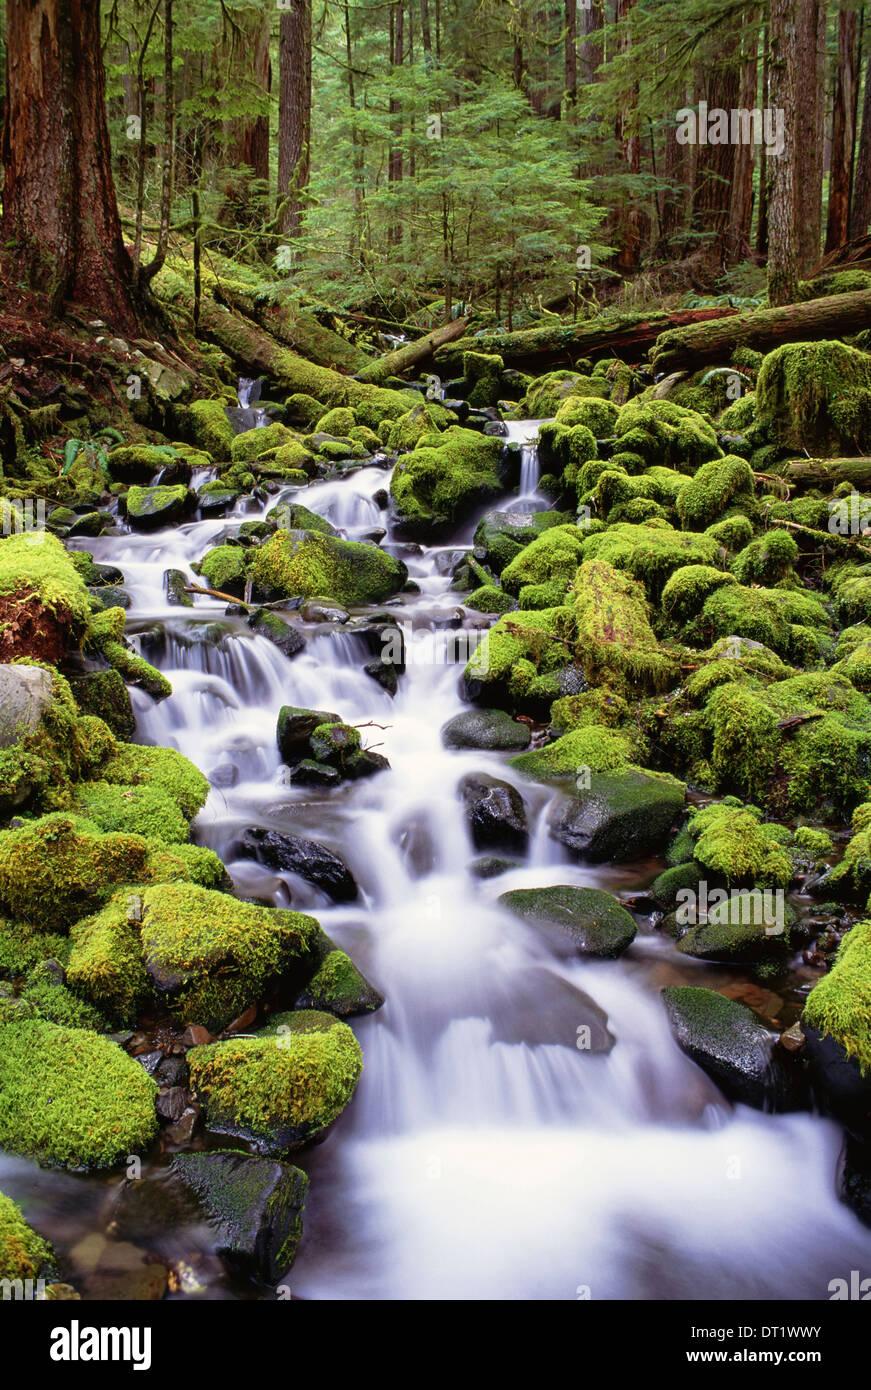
[47,416,871,1301]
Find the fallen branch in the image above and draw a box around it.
[353,317,469,384]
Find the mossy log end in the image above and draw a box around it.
[433,308,736,371]
[651,290,871,371]
[354,317,469,384]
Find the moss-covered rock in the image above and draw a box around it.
[189,1010,363,1153]
[70,669,135,740]
[138,884,319,1032]
[0,814,150,929]
[0,532,93,665]
[662,986,807,1110]
[21,960,107,1031]
[730,528,799,585]
[106,444,183,485]
[65,781,192,845]
[441,707,531,751]
[125,484,194,529]
[100,743,209,819]
[0,1191,55,1282]
[230,421,298,465]
[251,529,406,606]
[581,522,721,601]
[688,801,792,885]
[498,884,636,957]
[522,371,609,417]
[676,455,755,530]
[803,920,871,1073]
[662,564,736,622]
[510,725,634,782]
[500,525,588,604]
[755,340,871,456]
[472,507,571,574]
[185,399,235,458]
[389,427,509,537]
[0,1015,158,1168]
[571,557,678,691]
[197,543,249,597]
[551,767,686,861]
[613,399,722,470]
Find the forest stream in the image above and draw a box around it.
[2,414,869,1301]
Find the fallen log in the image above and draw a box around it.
[432,307,738,371]
[778,457,871,491]
[353,316,469,384]
[156,271,415,421]
[215,284,372,375]
[651,290,871,371]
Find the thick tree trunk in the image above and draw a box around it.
[219,3,271,226]
[388,2,405,247]
[781,456,871,490]
[215,284,373,374]
[354,317,469,383]
[615,0,643,273]
[767,0,798,305]
[693,36,741,271]
[652,289,871,371]
[794,0,824,274]
[727,29,758,263]
[278,0,312,238]
[826,6,859,252]
[1,0,140,331]
[563,0,577,112]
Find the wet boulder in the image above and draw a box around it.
[277,704,342,763]
[662,986,809,1112]
[499,885,636,959]
[441,708,531,752]
[550,768,685,862]
[238,826,359,902]
[801,1025,871,1143]
[172,1150,309,1282]
[489,965,615,1052]
[247,607,306,658]
[163,567,193,607]
[125,483,195,529]
[292,937,384,1016]
[473,507,572,574]
[251,529,407,607]
[459,772,528,852]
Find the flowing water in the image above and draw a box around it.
[24,417,871,1299]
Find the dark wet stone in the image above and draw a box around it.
[499,884,636,959]
[442,708,531,751]
[459,772,528,853]
[238,826,358,902]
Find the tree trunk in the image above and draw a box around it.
[388,2,405,247]
[826,5,859,252]
[563,0,577,113]
[615,0,643,273]
[794,0,824,274]
[693,35,740,271]
[278,0,312,239]
[756,27,769,255]
[139,0,173,288]
[219,4,271,227]
[354,317,469,383]
[652,289,871,371]
[767,0,798,305]
[728,27,758,263]
[1,0,141,332]
[851,50,871,238]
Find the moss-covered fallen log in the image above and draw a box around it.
[433,308,736,370]
[779,457,871,491]
[157,272,415,422]
[651,290,871,371]
[215,284,372,375]
[353,317,469,384]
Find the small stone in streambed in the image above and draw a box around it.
[499,885,636,959]
[290,759,341,787]
[156,1054,188,1087]
[0,664,55,750]
[181,1025,213,1048]
[459,772,528,853]
[300,599,350,623]
[248,607,306,658]
[171,1150,309,1283]
[364,659,398,695]
[469,856,519,879]
[661,986,808,1112]
[156,1086,189,1122]
[90,584,131,609]
[135,1050,164,1075]
[238,826,358,902]
[68,510,109,537]
[163,1107,201,1147]
[209,763,239,789]
[164,567,193,606]
[442,708,531,752]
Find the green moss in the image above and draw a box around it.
[0,1015,158,1168]
[186,400,235,458]
[125,484,191,525]
[197,544,249,595]
[730,528,798,584]
[65,780,190,844]
[0,667,116,814]
[95,639,172,699]
[0,814,151,929]
[613,399,722,470]
[792,825,833,858]
[230,421,298,465]
[676,455,755,530]
[189,1011,363,1151]
[718,392,757,431]
[136,883,319,1033]
[701,583,829,661]
[523,371,609,417]
[755,340,871,455]
[465,585,516,614]
[571,558,677,692]
[251,528,406,606]
[510,726,634,781]
[703,683,779,800]
[389,427,506,535]
[553,396,619,436]
[70,669,135,740]
[688,801,793,886]
[66,896,149,1026]
[537,420,598,478]
[803,919,871,1072]
[0,530,92,632]
[0,1191,54,1281]
[705,513,754,551]
[21,964,107,1031]
[501,524,588,599]
[662,565,736,622]
[581,522,721,600]
[550,687,630,735]
[0,919,70,978]
[100,743,210,819]
[676,888,793,961]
